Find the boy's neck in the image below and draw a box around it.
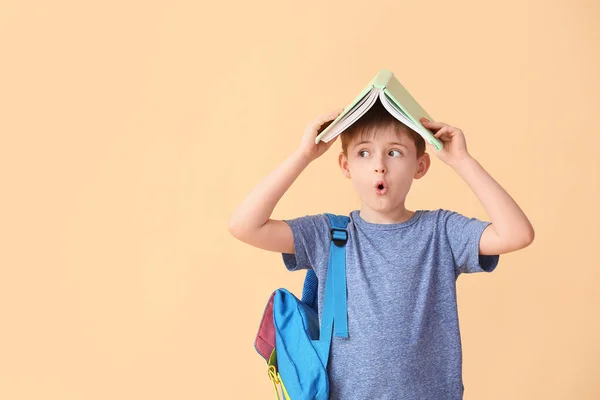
[358,206,415,225]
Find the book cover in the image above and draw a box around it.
[315,69,443,151]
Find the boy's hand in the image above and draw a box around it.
[298,108,344,162]
[420,117,472,167]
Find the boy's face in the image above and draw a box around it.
[338,125,430,214]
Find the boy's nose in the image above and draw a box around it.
[375,168,386,173]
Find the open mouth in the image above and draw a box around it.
[374,180,388,195]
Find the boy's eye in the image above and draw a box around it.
[358,149,403,157]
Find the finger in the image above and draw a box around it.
[434,124,455,136]
[435,126,448,136]
[313,109,343,129]
[314,116,332,127]
[424,124,443,134]
[435,126,452,139]
[421,118,450,129]
[320,112,340,123]
[329,109,343,120]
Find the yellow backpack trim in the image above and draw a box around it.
[266,349,291,400]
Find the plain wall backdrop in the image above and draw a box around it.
[1,0,599,399]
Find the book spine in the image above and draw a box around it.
[372,69,392,89]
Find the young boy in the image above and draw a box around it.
[228,100,535,399]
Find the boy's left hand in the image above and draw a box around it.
[420,117,472,167]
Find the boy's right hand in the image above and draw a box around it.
[298,108,345,162]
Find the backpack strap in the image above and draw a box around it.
[299,213,350,366]
[300,214,350,329]
[324,213,350,339]
[316,213,350,366]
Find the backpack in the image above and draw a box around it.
[254,213,351,400]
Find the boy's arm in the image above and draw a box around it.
[453,156,535,255]
[228,108,344,254]
[227,150,312,254]
[420,117,535,256]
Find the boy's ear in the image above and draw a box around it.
[414,152,431,179]
[338,152,351,179]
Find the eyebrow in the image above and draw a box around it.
[353,141,408,149]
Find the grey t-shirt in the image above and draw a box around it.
[282,208,500,400]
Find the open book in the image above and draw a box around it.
[315,69,443,151]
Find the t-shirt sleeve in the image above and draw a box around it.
[281,213,331,272]
[441,209,500,275]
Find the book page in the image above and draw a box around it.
[319,88,379,143]
[380,91,415,129]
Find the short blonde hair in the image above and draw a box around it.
[340,99,426,160]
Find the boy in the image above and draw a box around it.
[228,100,535,399]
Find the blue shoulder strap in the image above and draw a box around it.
[301,213,350,366]
[325,213,350,339]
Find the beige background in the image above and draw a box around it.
[1,0,599,399]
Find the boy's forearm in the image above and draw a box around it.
[452,156,535,245]
[228,150,312,235]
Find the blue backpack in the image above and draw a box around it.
[254,213,350,400]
